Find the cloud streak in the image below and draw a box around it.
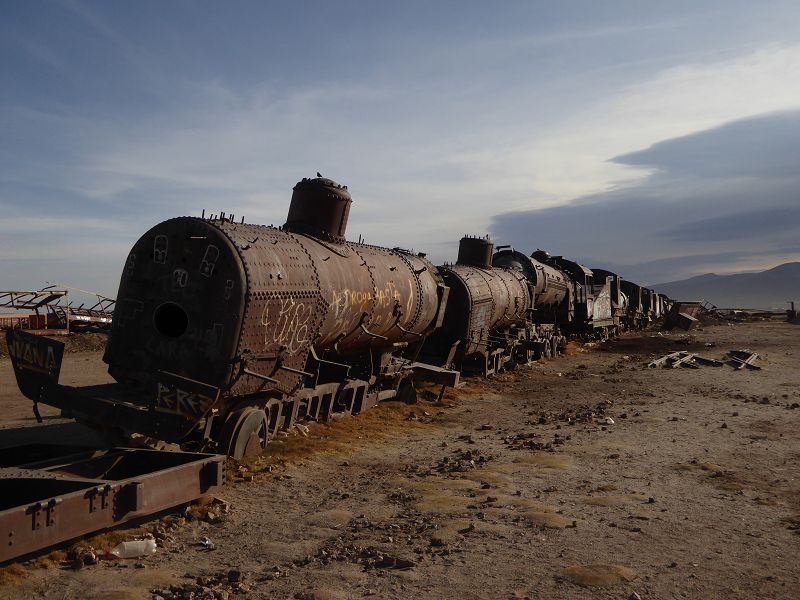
[490,110,800,284]
[3,4,800,293]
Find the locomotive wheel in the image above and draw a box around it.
[219,407,269,459]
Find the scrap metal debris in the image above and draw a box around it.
[0,286,115,333]
[649,349,761,370]
[663,302,704,331]
[727,349,761,370]
[0,445,224,562]
[648,351,725,369]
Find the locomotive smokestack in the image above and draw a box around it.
[284,176,352,243]
[457,235,493,269]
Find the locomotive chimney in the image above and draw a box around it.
[456,235,493,269]
[284,176,352,243]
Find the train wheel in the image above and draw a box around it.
[219,407,269,459]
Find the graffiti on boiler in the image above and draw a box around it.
[261,297,314,354]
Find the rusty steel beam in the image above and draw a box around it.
[1,288,115,333]
[0,289,68,311]
[0,445,224,563]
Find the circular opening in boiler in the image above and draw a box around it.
[153,302,189,338]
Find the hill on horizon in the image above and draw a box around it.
[650,262,800,310]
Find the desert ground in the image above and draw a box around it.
[1,320,798,599]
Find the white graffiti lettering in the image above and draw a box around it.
[261,297,313,354]
[154,234,168,264]
[156,383,214,416]
[200,244,220,277]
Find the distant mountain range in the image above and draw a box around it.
[650,262,800,310]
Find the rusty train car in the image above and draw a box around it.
[417,236,533,376]
[415,237,634,377]
[7,175,667,458]
[9,177,457,458]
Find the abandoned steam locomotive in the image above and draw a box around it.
[7,175,670,458]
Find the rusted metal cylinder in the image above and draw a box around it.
[308,242,441,354]
[492,248,569,308]
[106,218,247,398]
[424,262,530,359]
[284,177,352,242]
[456,235,493,268]
[106,177,444,408]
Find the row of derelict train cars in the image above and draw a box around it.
[9,176,672,459]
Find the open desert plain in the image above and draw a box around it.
[1,320,798,600]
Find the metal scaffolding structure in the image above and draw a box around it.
[0,285,114,333]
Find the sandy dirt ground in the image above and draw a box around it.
[1,321,798,599]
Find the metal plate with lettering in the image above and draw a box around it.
[154,370,221,418]
[5,329,65,401]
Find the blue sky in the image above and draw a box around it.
[2,1,800,296]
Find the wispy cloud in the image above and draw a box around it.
[55,0,172,97]
[48,45,800,236]
[0,29,65,71]
[473,19,685,53]
[490,110,800,283]
[485,44,800,208]
[3,4,800,292]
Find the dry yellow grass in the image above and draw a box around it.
[415,491,477,514]
[561,564,638,587]
[675,461,727,474]
[457,378,502,395]
[487,495,556,511]
[675,461,757,493]
[0,563,27,587]
[0,522,158,589]
[238,400,439,479]
[511,453,573,470]
[525,511,576,529]
[594,484,618,492]
[32,549,68,570]
[459,468,514,486]
[308,509,353,528]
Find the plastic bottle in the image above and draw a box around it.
[108,538,157,558]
